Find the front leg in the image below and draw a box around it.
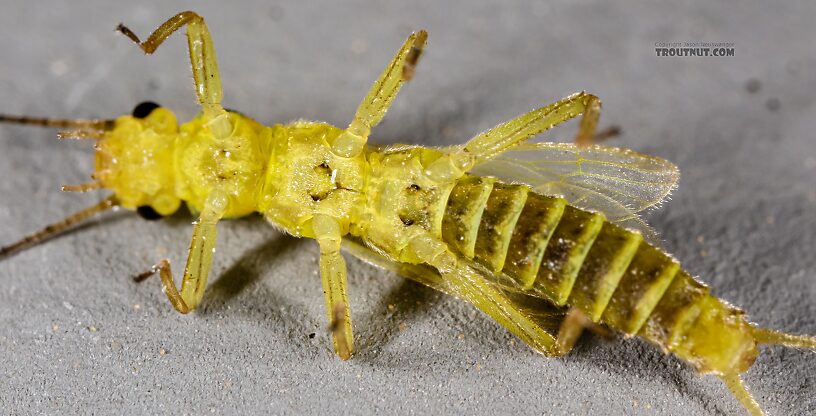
[313,215,354,360]
[117,11,230,135]
[404,233,610,356]
[135,190,228,313]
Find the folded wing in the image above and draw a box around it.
[470,142,680,243]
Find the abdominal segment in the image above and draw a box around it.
[441,175,752,368]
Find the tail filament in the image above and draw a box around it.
[720,374,765,416]
[753,327,816,350]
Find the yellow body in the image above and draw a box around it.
[96,101,763,377]
[2,11,813,416]
[97,108,460,256]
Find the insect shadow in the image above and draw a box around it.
[566,331,729,415]
[353,277,444,358]
[195,224,447,359]
[200,235,301,311]
[192,223,327,358]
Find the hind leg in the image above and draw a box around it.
[424,92,603,182]
[404,232,605,356]
[552,308,610,355]
[343,235,605,356]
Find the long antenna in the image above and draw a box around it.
[0,114,113,130]
[0,196,118,260]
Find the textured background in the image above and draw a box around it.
[1,1,815,415]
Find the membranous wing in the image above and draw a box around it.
[470,142,679,242]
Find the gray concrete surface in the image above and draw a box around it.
[1,1,815,415]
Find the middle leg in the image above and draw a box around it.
[313,214,354,360]
[343,236,602,357]
[331,30,428,158]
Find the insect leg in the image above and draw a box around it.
[404,233,562,355]
[0,196,118,260]
[571,97,622,145]
[553,308,592,355]
[424,92,602,182]
[331,30,428,158]
[134,190,228,313]
[573,94,601,147]
[313,214,354,359]
[116,11,229,130]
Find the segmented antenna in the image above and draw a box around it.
[0,196,118,259]
[0,114,113,130]
[61,182,103,193]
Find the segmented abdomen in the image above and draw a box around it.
[441,175,747,359]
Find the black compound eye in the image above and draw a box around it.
[132,101,161,119]
[137,205,164,221]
